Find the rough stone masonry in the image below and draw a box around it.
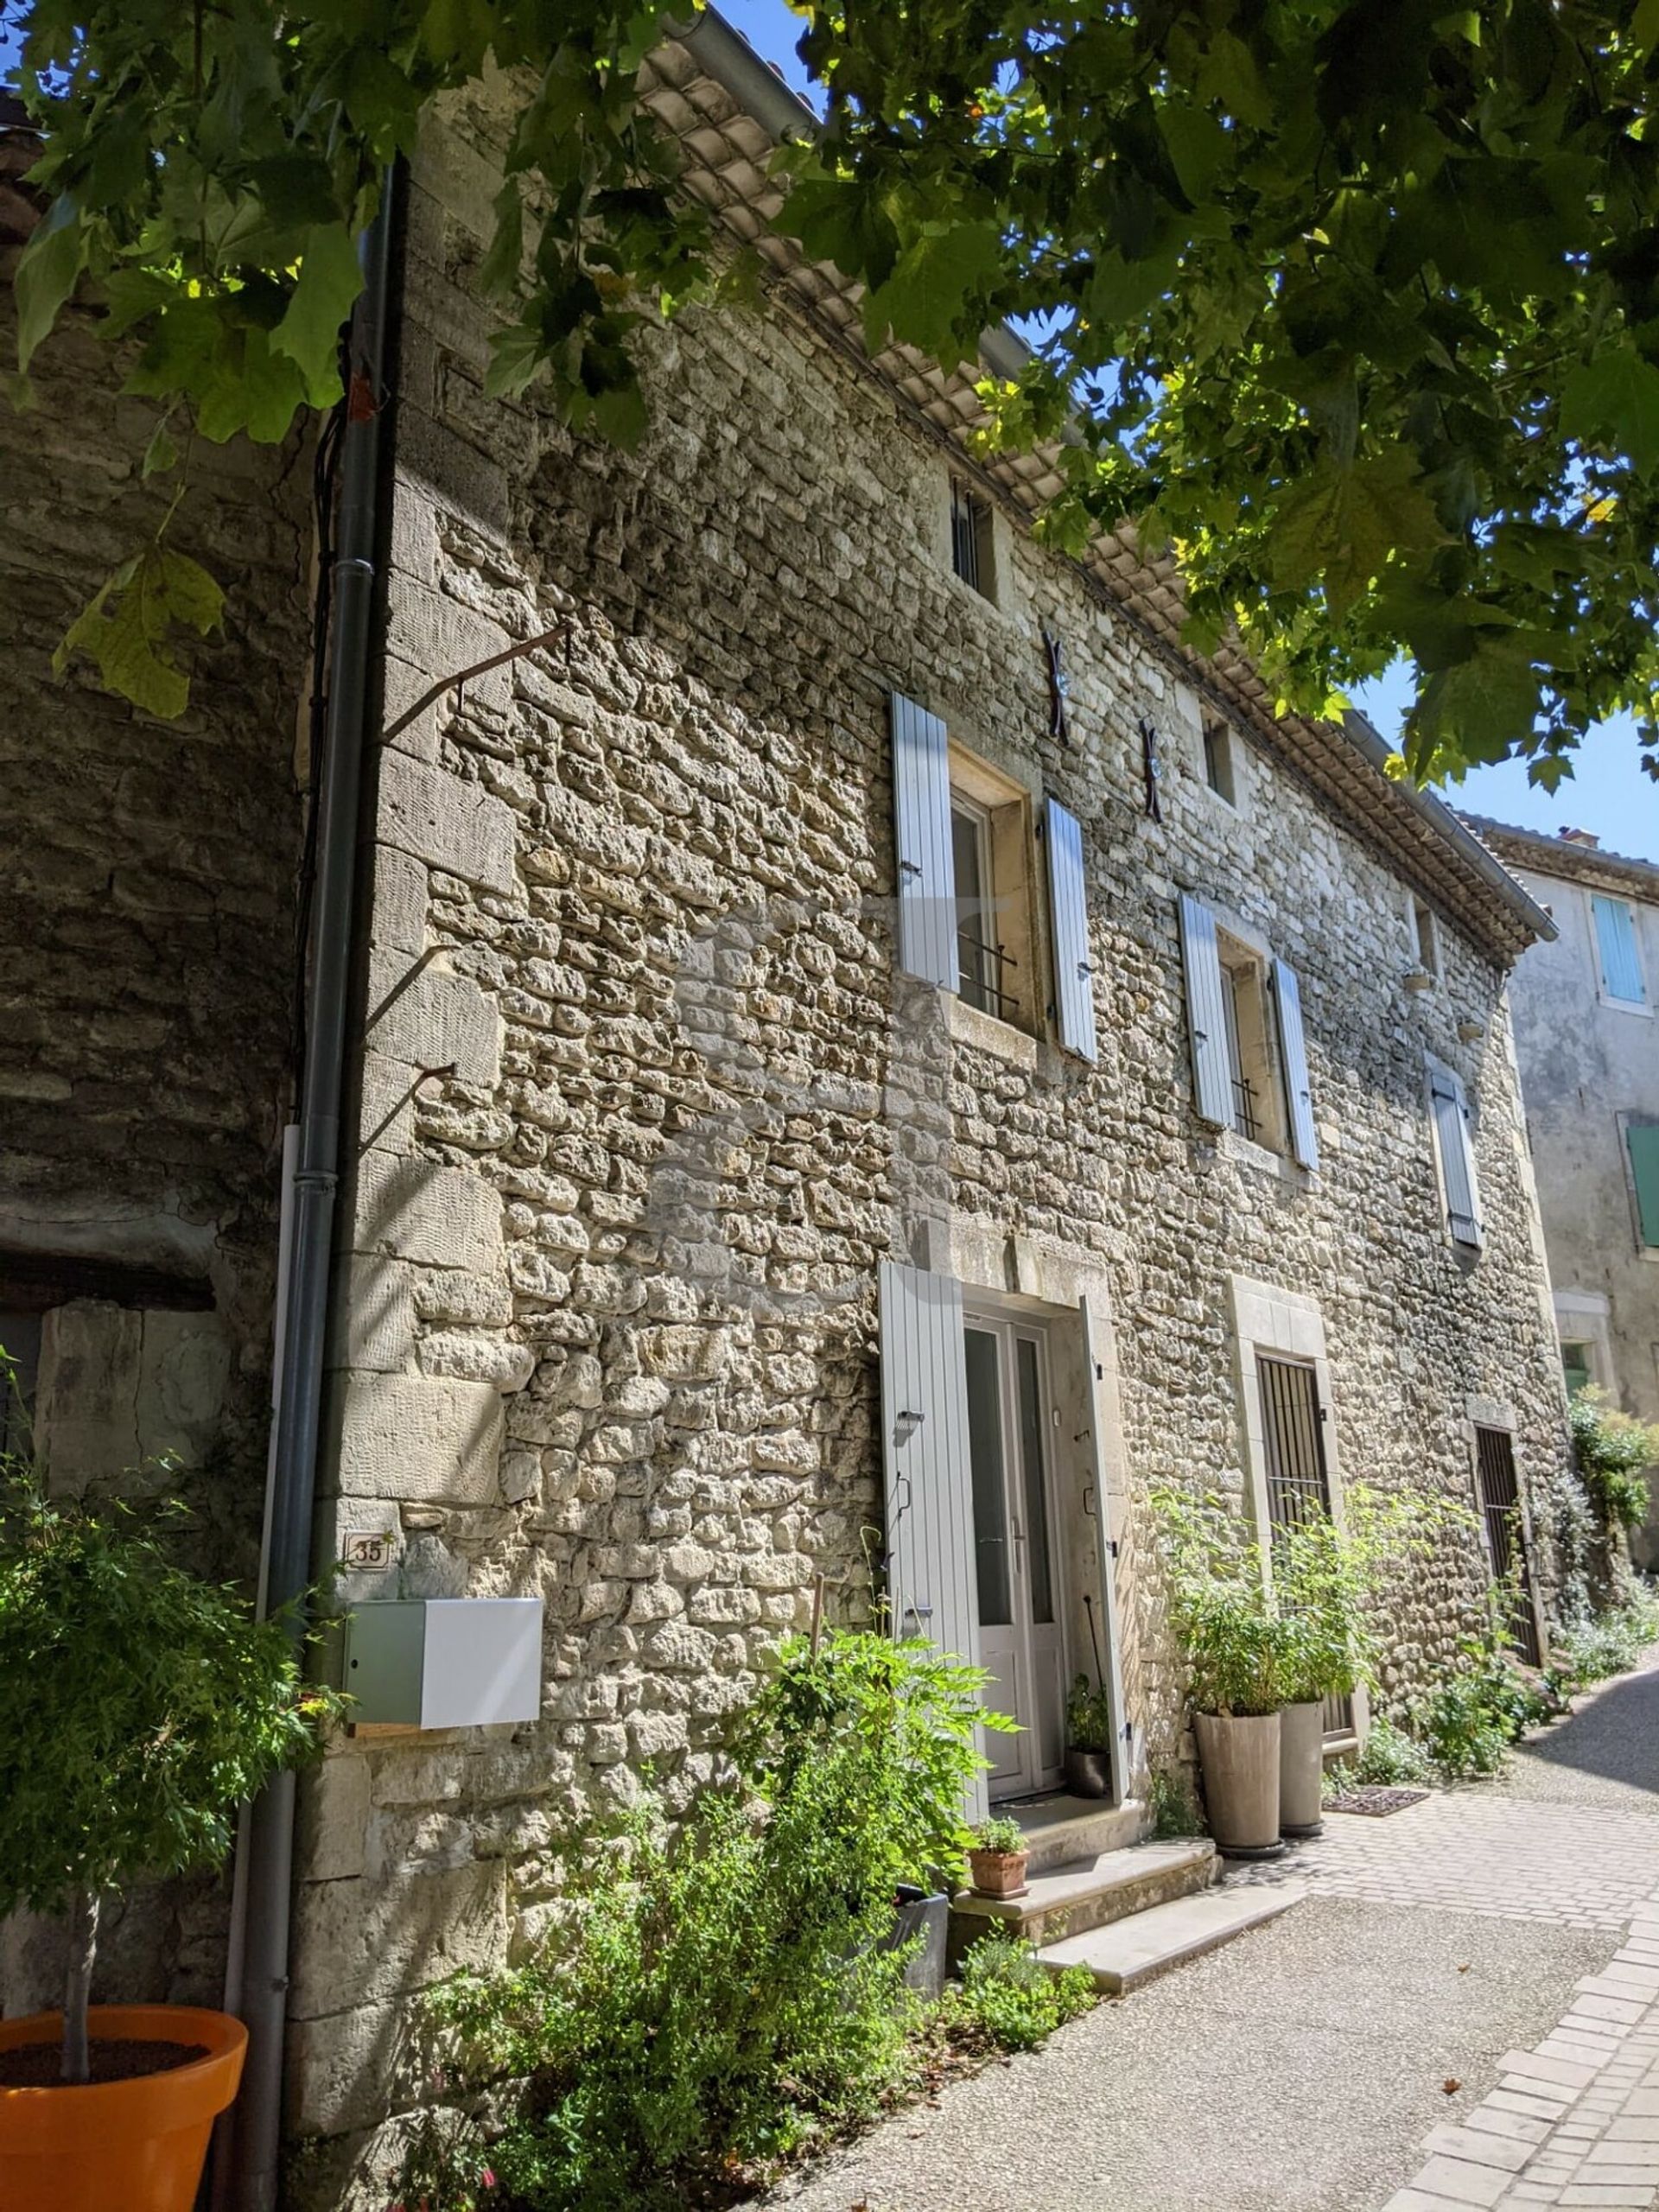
[282,67,1581,2199]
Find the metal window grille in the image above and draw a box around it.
[1474,1425,1542,1667]
[957,928,1020,1018]
[1258,1355,1352,1737]
[1232,1074,1262,1141]
[951,481,987,594]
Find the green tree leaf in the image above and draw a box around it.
[14,194,86,372]
[1560,346,1659,479]
[53,546,226,720]
[863,219,1004,368]
[1269,451,1444,617]
[270,221,365,407]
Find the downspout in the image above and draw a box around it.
[223,166,399,2212]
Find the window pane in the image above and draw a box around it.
[964,1327,1011,1626]
[1593,895,1645,1003]
[1014,1336,1054,1624]
[1560,1341,1592,1396]
[952,804,993,1012]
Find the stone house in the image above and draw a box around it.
[0,18,1582,2204]
[1467,818,1659,1564]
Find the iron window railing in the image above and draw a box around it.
[957,928,1020,1019]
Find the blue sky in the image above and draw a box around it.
[9,0,1655,857]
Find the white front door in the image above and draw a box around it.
[963,1317,1066,1799]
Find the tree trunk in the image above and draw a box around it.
[60,1888,99,2085]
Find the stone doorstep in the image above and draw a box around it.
[1036,1878,1307,1994]
[947,1837,1218,1964]
[1013,1794,1152,1878]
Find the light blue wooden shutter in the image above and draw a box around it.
[1077,1295,1133,1807]
[878,1260,985,1820]
[1177,893,1233,1125]
[1271,958,1319,1170]
[1044,797,1097,1062]
[1592,894,1646,1004]
[889,692,956,988]
[1429,1062,1483,1248]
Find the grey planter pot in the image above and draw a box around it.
[1279,1700,1325,1839]
[1065,1747,1113,1799]
[1194,1710,1286,1859]
[881,1884,949,2001]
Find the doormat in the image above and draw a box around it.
[1325,1786,1430,1817]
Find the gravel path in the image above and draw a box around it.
[766,1655,1659,2212]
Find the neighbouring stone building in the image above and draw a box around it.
[1468,818,1659,1565]
[0,16,1586,2204]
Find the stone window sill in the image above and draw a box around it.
[1217,1125,1311,1187]
[944,988,1039,1071]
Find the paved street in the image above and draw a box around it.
[772,1656,1659,2212]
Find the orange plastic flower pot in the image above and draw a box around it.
[0,2004,247,2212]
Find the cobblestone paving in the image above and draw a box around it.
[1238,1792,1659,1931]
[1382,1902,1659,2210]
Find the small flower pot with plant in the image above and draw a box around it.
[967,1815,1031,1898]
[0,1473,338,2212]
[1065,1674,1115,1799]
[1151,1490,1289,1859]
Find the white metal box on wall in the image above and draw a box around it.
[344,1598,544,1728]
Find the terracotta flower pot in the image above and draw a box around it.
[967,1847,1030,1898]
[1193,1710,1286,1859]
[0,2004,247,2212]
[1279,1700,1327,1839]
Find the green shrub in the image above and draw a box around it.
[431,1630,1004,2211]
[1570,1391,1659,1532]
[1554,1583,1659,1688]
[1147,1764,1204,1838]
[972,1815,1025,1854]
[1273,1486,1459,1705]
[1345,1715,1438,1789]
[1148,1490,1288,1715]
[1409,1638,1549,1780]
[944,1929,1096,2054]
[1066,1673,1114,1751]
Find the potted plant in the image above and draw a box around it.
[1065,1674,1115,1798]
[1151,1490,1288,1859]
[0,1474,339,2212]
[967,1815,1031,1897]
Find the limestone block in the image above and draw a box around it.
[316,1499,403,1608]
[297,1755,373,1884]
[289,1860,507,2020]
[327,1371,505,1505]
[368,843,429,957]
[348,1152,504,1276]
[287,1996,419,2138]
[377,747,518,896]
[326,1258,419,1374]
[365,950,501,1089]
[417,1331,535,1392]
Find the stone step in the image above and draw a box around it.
[1009,1794,1150,1876]
[1038,1878,1307,1993]
[948,1837,1217,1965]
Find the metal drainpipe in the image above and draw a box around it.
[225,166,399,2212]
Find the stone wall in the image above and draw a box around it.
[287,96,1576,2198]
[0,160,312,2013]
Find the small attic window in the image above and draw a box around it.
[1202,715,1236,806]
[950,480,995,600]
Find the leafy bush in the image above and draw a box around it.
[431,1630,1003,2211]
[1554,1583,1659,1688]
[0,1472,337,2079]
[1570,1391,1659,1532]
[1274,1487,1459,1705]
[943,1930,1096,2054]
[1148,1490,1288,1715]
[1066,1673,1114,1751]
[1147,1764,1204,1838]
[1345,1716,1438,1789]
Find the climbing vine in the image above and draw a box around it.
[11,0,1659,786]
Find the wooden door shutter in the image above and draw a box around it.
[1044,797,1097,1062]
[1592,894,1646,1004]
[1429,1061,1483,1248]
[1270,959,1319,1170]
[1627,1123,1659,1248]
[1077,1295,1132,1806]
[1177,893,1233,1126]
[889,693,956,988]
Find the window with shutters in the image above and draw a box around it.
[1427,1057,1483,1249]
[1216,932,1289,1153]
[1625,1121,1659,1249]
[949,480,997,601]
[1592,893,1648,1008]
[945,746,1035,1033]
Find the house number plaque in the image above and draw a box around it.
[344,1531,395,1571]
